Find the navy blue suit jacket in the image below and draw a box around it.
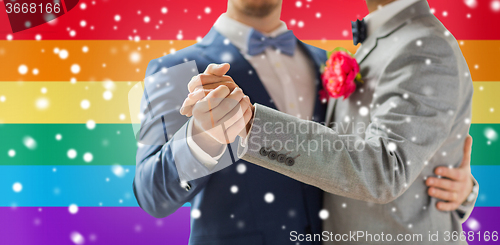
[133,28,328,245]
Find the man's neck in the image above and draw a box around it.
[226,3,282,34]
[366,0,398,13]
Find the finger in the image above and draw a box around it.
[200,80,238,94]
[460,135,473,168]
[210,92,247,132]
[180,90,209,116]
[436,201,461,211]
[426,177,460,192]
[188,74,233,93]
[193,85,231,113]
[435,166,467,181]
[204,63,230,76]
[237,105,254,138]
[180,90,206,111]
[211,88,245,122]
[428,187,459,202]
[225,105,253,143]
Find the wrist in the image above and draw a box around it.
[192,120,225,157]
[462,178,479,207]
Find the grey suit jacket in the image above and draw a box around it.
[238,1,476,244]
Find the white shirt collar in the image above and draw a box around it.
[213,13,289,53]
[364,0,421,37]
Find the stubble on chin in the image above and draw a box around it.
[239,1,280,17]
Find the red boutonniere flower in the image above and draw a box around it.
[320,47,363,102]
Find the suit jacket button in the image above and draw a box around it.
[268,151,278,160]
[277,154,286,163]
[285,157,295,166]
[259,147,269,156]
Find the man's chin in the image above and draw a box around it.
[240,3,279,17]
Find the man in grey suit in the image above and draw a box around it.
[185,0,478,243]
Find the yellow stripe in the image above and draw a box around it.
[0,40,498,81]
[0,81,496,124]
[472,82,500,124]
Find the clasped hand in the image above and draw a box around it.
[180,63,254,146]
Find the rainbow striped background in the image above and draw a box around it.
[0,0,499,244]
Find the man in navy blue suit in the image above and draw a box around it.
[133,1,326,244]
[133,0,475,244]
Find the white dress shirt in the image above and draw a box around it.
[187,13,317,167]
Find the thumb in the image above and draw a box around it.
[204,63,230,76]
[460,135,473,168]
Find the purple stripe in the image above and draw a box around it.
[463,207,500,244]
[0,207,498,244]
[0,207,190,245]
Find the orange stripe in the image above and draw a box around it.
[0,40,497,81]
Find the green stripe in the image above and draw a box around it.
[0,123,498,165]
[0,124,137,165]
[469,124,499,166]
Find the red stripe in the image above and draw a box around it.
[0,0,499,40]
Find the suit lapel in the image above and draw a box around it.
[355,0,432,65]
[198,28,276,110]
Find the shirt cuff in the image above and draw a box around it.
[186,118,226,169]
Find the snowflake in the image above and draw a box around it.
[230,185,239,194]
[387,142,397,152]
[464,0,478,8]
[8,149,16,157]
[466,218,481,231]
[36,98,49,110]
[71,64,81,74]
[492,1,500,12]
[264,192,275,203]
[83,152,93,162]
[81,100,90,110]
[18,65,28,75]
[112,164,126,177]
[318,209,329,220]
[86,120,95,129]
[68,204,79,214]
[359,106,369,116]
[23,136,37,150]
[236,163,247,174]
[191,209,201,219]
[12,182,22,192]
[67,149,77,159]
[484,128,498,141]
[70,232,85,245]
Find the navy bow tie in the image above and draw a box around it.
[247,29,297,56]
[351,19,367,45]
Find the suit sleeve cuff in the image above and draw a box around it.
[457,176,479,222]
[186,118,226,169]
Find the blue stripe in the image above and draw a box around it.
[0,165,495,207]
[0,165,190,207]
[471,166,498,207]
